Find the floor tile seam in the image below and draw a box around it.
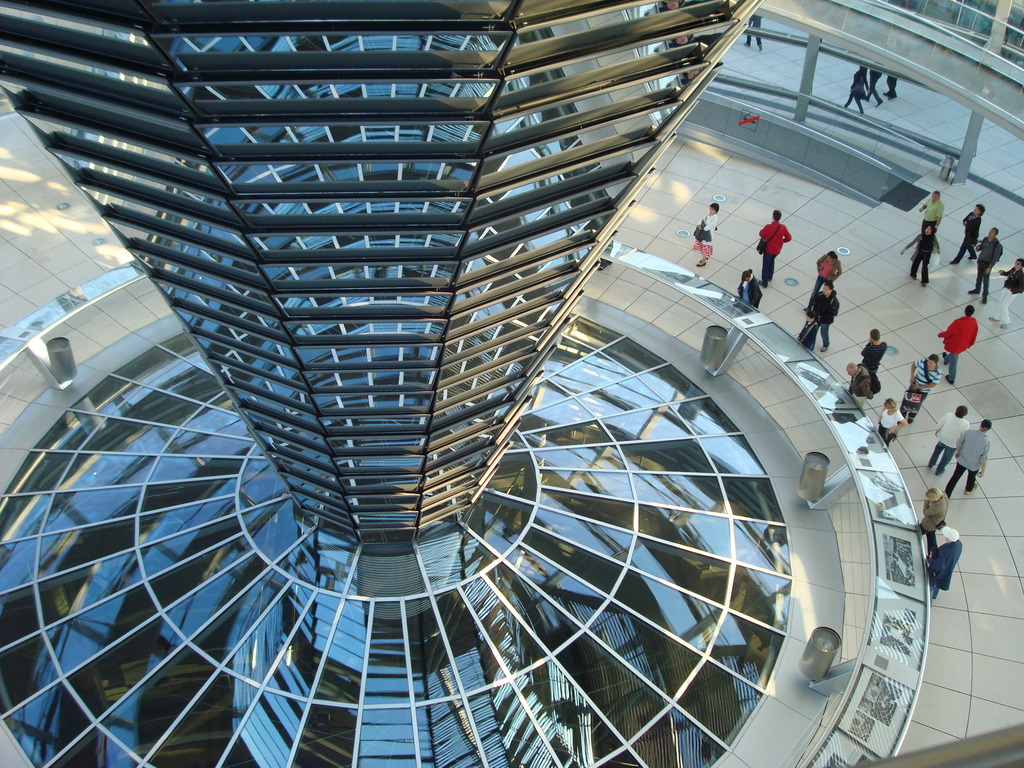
[961,689,1024,714]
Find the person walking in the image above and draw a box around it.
[691,202,719,268]
[950,204,984,263]
[919,488,949,556]
[883,75,899,99]
[967,228,1002,303]
[918,190,944,233]
[944,419,992,497]
[905,354,941,423]
[866,69,885,106]
[901,224,940,285]
[937,305,978,384]
[860,329,887,374]
[928,405,969,476]
[757,209,792,288]
[877,397,909,447]
[990,258,1024,329]
[927,527,962,600]
[844,66,869,114]
[737,269,763,308]
[808,280,839,353]
[805,251,842,311]
[745,15,763,50]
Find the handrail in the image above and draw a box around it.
[763,0,1024,139]
[605,243,930,768]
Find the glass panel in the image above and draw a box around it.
[232,691,305,768]
[678,661,761,743]
[189,570,289,663]
[701,435,763,474]
[734,520,789,573]
[45,487,140,531]
[314,599,368,704]
[632,708,723,768]
[295,704,358,768]
[711,612,784,689]
[47,583,157,673]
[358,706,417,767]
[4,683,90,765]
[38,519,136,576]
[539,490,634,530]
[488,563,583,651]
[730,566,790,630]
[415,700,482,768]
[632,473,724,512]
[588,603,702,698]
[0,635,59,713]
[38,552,141,624]
[516,659,629,762]
[364,607,411,702]
[721,477,783,522]
[435,590,499,694]
[68,616,183,716]
[603,406,695,441]
[557,629,673,745]
[613,570,719,651]
[460,577,546,680]
[532,507,633,561]
[622,439,713,473]
[637,505,731,554]
[0,494,51,541]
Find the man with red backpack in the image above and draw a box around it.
[758,209,793,288]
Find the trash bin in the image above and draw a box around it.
[797,451,830,501]
[46,337,77,383]
[700,325,728,370]
[799,626,842,682]
[939,155,955,181]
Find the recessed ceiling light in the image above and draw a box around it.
[56,202,70,210]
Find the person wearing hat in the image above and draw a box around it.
[944,419,992,497]
[927,527,962,600]
[919,488,949,557]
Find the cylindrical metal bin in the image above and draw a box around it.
[700,325,728,370]
[46,337,77,383]
[799,626,842,682]
[797,451,830,501]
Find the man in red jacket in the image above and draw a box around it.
[758,209,793,288]
[937,304,979,385]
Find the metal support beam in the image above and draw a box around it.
[808,658,856,696]
[807,463,854,510]
[794,34,821,123]
[952,111,984,185]
[705,325,749,376]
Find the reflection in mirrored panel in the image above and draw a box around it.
[0,316,790,767]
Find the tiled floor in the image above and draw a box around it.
[1,20,1023,758]
[599,32,1024,751]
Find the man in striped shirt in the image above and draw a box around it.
[906,354,942,423]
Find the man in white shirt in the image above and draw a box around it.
[928,405,970,475]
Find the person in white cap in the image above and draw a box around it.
[926,527,962,600]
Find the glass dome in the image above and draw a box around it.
[0,318,790,768]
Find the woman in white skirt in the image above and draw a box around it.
[691,202,720,267]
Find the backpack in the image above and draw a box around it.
[868,371,881,395]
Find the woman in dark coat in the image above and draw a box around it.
[901,223,941,285]
[844,66,869,114]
